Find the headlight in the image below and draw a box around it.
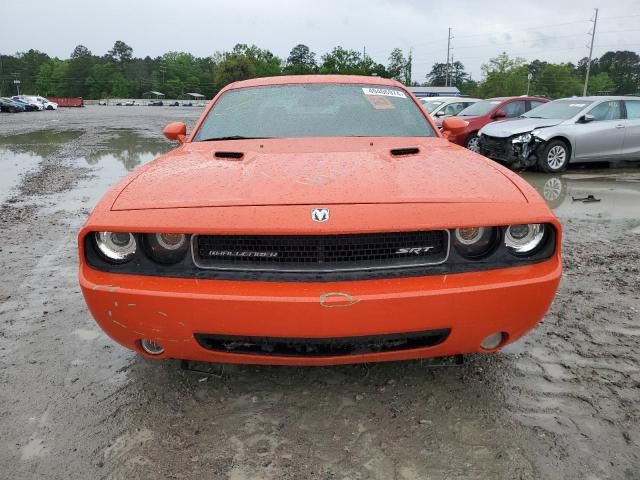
[452,227,497,259]
[512,133,532,144]
[94,232,136,263]
[505,224,545,255]
[143,233,189,264]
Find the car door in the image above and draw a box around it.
[622,100,640,159]
[574,100,625,161]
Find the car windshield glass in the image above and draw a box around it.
[421,100,444,112]
[523,99,593,119]
[458,100,502,116]
[194,84,436,140]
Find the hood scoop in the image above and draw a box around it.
[214,151,244,160]
[390,147,420,157]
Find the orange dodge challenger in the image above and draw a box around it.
[78,75,561,366]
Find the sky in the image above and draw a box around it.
[2,0,639,82]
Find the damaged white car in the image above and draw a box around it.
[478,96,640,172]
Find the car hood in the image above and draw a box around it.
[481,118,563,137]
[112,137,527,210]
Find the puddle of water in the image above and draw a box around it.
[0,130,83,157]
[84,129,168,172]
[521,168,640,220]
[0,149,41,204]
[46,130,171,214]
[0,128,171,212]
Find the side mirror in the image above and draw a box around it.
[163,122,187,143]
[580,113,594,123]
[441,117,467,138]
[435,110,445,117]
[493,110,506,119]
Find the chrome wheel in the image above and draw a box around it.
[547,145,567,170]
[466,136,480,152]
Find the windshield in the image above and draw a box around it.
[194,84,435,141]
[523,99,594,119]
[420,99,444,113]
[458,100,502,116]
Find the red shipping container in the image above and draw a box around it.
[46,97,84,107]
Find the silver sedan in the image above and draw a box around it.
[477,96,640,172]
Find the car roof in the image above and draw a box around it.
[421,96,481,102]
[554,95,640,101]
[485,96,548,102]
[224,75,405,91]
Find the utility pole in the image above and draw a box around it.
[527,73,533,96]
[445,28,452,87]
[363,46,366,61]
[583,8,598,96]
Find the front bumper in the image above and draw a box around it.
[80,254,561,366]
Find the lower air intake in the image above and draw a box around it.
[194,329,451,357]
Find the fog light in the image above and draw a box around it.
[141,339,164,355]
[480,332,506,350]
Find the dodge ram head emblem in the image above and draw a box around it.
[311,208,330,222]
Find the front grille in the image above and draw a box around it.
[193,230,449,272]
[480,135,511,159]
[194,329,451,357]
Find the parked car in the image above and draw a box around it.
[420,96,481,119]
[478,96,640,172]
[0,97,26,113]
[12,96,43,110]
[78,75,561,366]
[447,97,550,152]
[9,97,38,111]
[148,100,163,106]
[22,95,57,110]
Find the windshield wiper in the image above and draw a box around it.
[200,135,273,141]
[525,116,544,118]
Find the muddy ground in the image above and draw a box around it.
[0,106,638,480]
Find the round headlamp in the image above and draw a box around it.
[452,227,497,259]
[94,232,136,263]
[505,224,545,255]
[144,233,189,264]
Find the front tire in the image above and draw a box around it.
[538,140,569,173]
[464,133,480,152]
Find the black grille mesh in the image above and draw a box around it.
[480,135,510,158]
[194,329,451,357]
[195,231,448,271]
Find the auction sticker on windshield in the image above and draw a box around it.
[362,87,406,98]
[365,95,395,109]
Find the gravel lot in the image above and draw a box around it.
[0,106,639,479]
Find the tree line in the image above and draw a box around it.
[0,41,411,99]
[427,51,640,98]
[0,40,638,99]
